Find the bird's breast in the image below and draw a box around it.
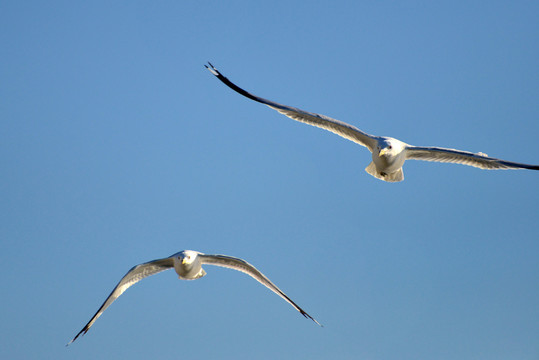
[174,261,203,280]
[373,153,405,173]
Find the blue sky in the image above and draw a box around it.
[1,1,538,359]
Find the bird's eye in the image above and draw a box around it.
[388,146,392,150]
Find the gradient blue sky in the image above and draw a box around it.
[1,1,538,359]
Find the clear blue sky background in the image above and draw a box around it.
[1,1,538,359]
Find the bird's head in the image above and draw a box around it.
[377,138,404,158]
[178,250,198,266]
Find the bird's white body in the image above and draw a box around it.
[368,137,408,182]
[173,250,206,280]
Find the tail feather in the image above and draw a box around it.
[365,162,404,182]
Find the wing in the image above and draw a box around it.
[405,146,539,170]
[199,253,321,326]
[68,257,174,345]
[206,62,377,152]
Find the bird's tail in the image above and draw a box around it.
[365,162,404,182]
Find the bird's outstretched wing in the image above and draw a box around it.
[405,146,539,170]
[199,253,321,326]
[68,257,174,345]
[205,62,377,151]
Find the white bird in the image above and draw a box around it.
[205,62,538,182]
[68,250,320,344]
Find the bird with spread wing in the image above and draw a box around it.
[206,62,538,182]
[68,250,320,345]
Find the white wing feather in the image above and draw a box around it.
[199,253,321,326]
[406,146,539,170]
[68,257,174,344]
[206,62,378,151]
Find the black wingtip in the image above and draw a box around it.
[301,311,323,327]
[66,335,78,347]
[205,62,220,76]
[312,317,323,327]
[66,327,87,346]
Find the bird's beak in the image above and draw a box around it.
[379,148,387,157]
[181,258,188,265]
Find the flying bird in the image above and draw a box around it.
[68,250,320,344]
[205,62,538,182]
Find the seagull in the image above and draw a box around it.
[205,62,538,182]
[68,250,320,344]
